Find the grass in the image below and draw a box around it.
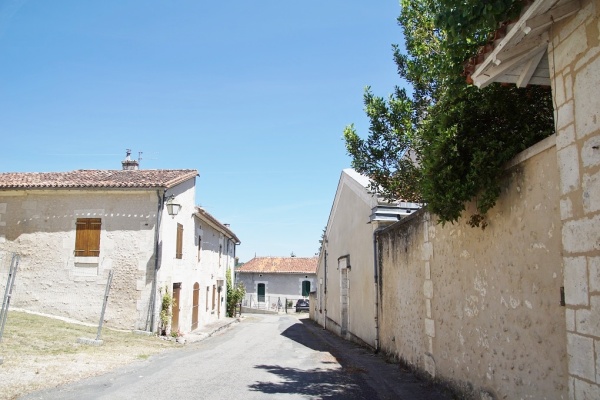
[0,310,177,400]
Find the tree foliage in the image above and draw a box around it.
[344,0,554,225]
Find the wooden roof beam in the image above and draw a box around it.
[517,48,547,87]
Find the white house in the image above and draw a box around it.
[0,154,239,335]
[188,206,240,329]
[237,257,317,311]
[313,169,420,347]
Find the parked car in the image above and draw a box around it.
[295,299,309,312]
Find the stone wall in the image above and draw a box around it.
[0,189,159,330]
[550,0,600,397]
[378,136,568,399]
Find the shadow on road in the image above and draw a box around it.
[279,317,331,352]
[249,364,366,399]
[248,317,378,399]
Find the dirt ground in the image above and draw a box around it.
[0,310,178,400]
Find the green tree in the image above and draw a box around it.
[344,0,554,226]
[226,268,245,317]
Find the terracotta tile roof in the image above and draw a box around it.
[237,257,318,274]
[0,169,198,189]
[464,0,578,87]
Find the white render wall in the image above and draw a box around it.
[315,170,381,347]
[154,179,237,334]
[550,1,600,397]
[237,272,316,303]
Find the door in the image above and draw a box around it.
[172,283,181,333]
[302,280,311,297]
[341,269,348,336]
[257,283,265,303]
[192,282,200,331]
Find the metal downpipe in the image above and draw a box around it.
[373,228,383,353]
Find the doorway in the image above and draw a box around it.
[341,269,348,336]
[172,283,181,333]
[257,283,265,303]
[302,280,311,297]
[192,282,200,331]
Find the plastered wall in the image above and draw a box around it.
[316,170,380,347]
[237,272,316,302]
[378,136,568,399]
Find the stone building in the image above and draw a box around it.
[237,256,317,311]
[313,169,420,348]
[0,155,239,334]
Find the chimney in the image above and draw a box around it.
[121,149,139,170]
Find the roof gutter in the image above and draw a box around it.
[149,188,165,332]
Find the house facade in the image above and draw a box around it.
[237,257,317,311]
[0,156,239,334]
[313,169,420,347]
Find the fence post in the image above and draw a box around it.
[96,269,114,341]
[0,254,20,343]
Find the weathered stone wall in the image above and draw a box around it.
[0,189,159,330]
[550,1,600,397]
[378,214,427,367]
[378,136,568,399]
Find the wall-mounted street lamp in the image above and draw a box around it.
[165,195,181,217]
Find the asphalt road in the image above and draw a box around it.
[21,314,454,400]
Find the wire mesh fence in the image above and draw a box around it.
[0,250,118,341]
[241,294,308,313]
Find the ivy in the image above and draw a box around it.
[344,0,554,226]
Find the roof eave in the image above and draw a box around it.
[471,0,581,88]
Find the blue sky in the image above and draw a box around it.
[0,1,406,262]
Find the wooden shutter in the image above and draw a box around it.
[75,218,101,257]
[176,223,183,259]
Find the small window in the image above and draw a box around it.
[176,223,183,259]
[197,235,202,262]
[212,285,217,310]
[75,218,101,257]
[219,244,222,267]
[206,286,210,311]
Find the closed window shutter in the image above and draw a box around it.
[75,218,101,257]
[176,223,183,259]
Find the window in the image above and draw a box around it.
[206,286,210,311]
[197,235,202,262]
[212,285,216,311]
[176,223,183,259]
[75,218,101,257]
[218,244,222,267]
